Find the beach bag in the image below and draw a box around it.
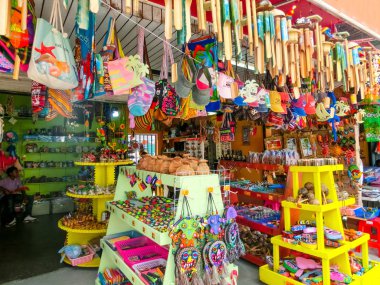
[128,27,155,116]
[156,40,179,116]
[108,26,149,96]
[28,0,78,89]
[0,0,35,74]
[31,81,47,113]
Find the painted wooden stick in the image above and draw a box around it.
[185,0,192,42]
[304,28,311,74]
[165,0,172,40]
[246,0,253,55]
[299,28,306,78]
[275,16,282,74]
[174,0,183,30]
[281,17,289,76]
[13,54,20,80]
[21,0,27,31]
[125,0,132,14]
[205,0,218,33]
[251,0,259,48]
[0,0,10,36]
[239,1,243,40]
[133,0,139,14]
[264,12,272,60]
[216,0,223,42]
[295,43,301,88]
[345,39,354,89]
[197,0,206,32]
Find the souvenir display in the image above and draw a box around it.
[0,0,379,283]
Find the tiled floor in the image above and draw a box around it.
[0,214,263,285]
[2,214,379,285]
[1,260,263,285]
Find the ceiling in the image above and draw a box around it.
[0,0,378,95]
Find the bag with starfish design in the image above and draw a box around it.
[27,0,78,89]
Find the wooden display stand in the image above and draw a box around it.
[259,165,380,285]
[96,166,238,285]
[58,161,132,267]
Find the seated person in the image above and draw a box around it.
[0,166,36,227]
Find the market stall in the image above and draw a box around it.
[0,0,380,284]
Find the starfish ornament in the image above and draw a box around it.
[35,43,56,58]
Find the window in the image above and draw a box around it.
[128,134,157,162]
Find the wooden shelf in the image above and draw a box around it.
[232,187,284,202]
[241,253,266,266]
[58,219,107,234]
[236,216,280,236]
[66,192,114,199]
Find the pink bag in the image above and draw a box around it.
[217,72,236,99]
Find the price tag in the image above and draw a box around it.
[244,191,251,197]
[142,227,146,233]
[256,193,262,198]
[268,195,273,201]
[152,233,156,239]
[132,221,135,226]
[224,185,231,191]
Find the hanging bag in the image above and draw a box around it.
[155,40,179,121]
[108,25,149,96]
[27,0,78,89]
[128,27,155,116]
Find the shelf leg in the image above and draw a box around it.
[315,212,325,251]
[284,206,291,231]
[94,198,109,222]
[313,172,322,204]
[322,258,331,285]
[292,171,299,198]
[273,243,280,272]
[361,239,369,270]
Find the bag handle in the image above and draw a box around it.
[136,27,153,79]
[103,18,114,47]
[160,40,174,80]
[49,0,66,36]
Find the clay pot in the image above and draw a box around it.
[149,156,158,172]
[197,159,210,175]
[141,155,151,170]
[160,157,171,174]
[169,157,183,174]
[188,157,199,171]
[176,162,195,176]
[155,155,165,172]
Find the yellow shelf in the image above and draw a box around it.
[66,192,114,199]
[281,198,355,213]
[107,203,171,246]
[75,161,133,166]
[63,256,100,268]
[100,240,146,285]
[271,235,348,259]
[289,164,344,173]
[282,201,343,212]
[343,233,370,249]
[58,219,107,234]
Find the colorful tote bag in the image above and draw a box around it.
[27,0,78,89]
[108,25,149,96]
[128,28,155,116]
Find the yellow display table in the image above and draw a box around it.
[58,160,133,267]
[259,165,380,285]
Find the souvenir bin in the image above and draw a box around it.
[97,166,239,285]
[259,165,380,285]
[58,161,132,267]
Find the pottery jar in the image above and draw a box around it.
[176,162,195,176]
[169,157,183,174]
[197,159,210,175]
[160,157,171,174]
[188,157,199,171]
